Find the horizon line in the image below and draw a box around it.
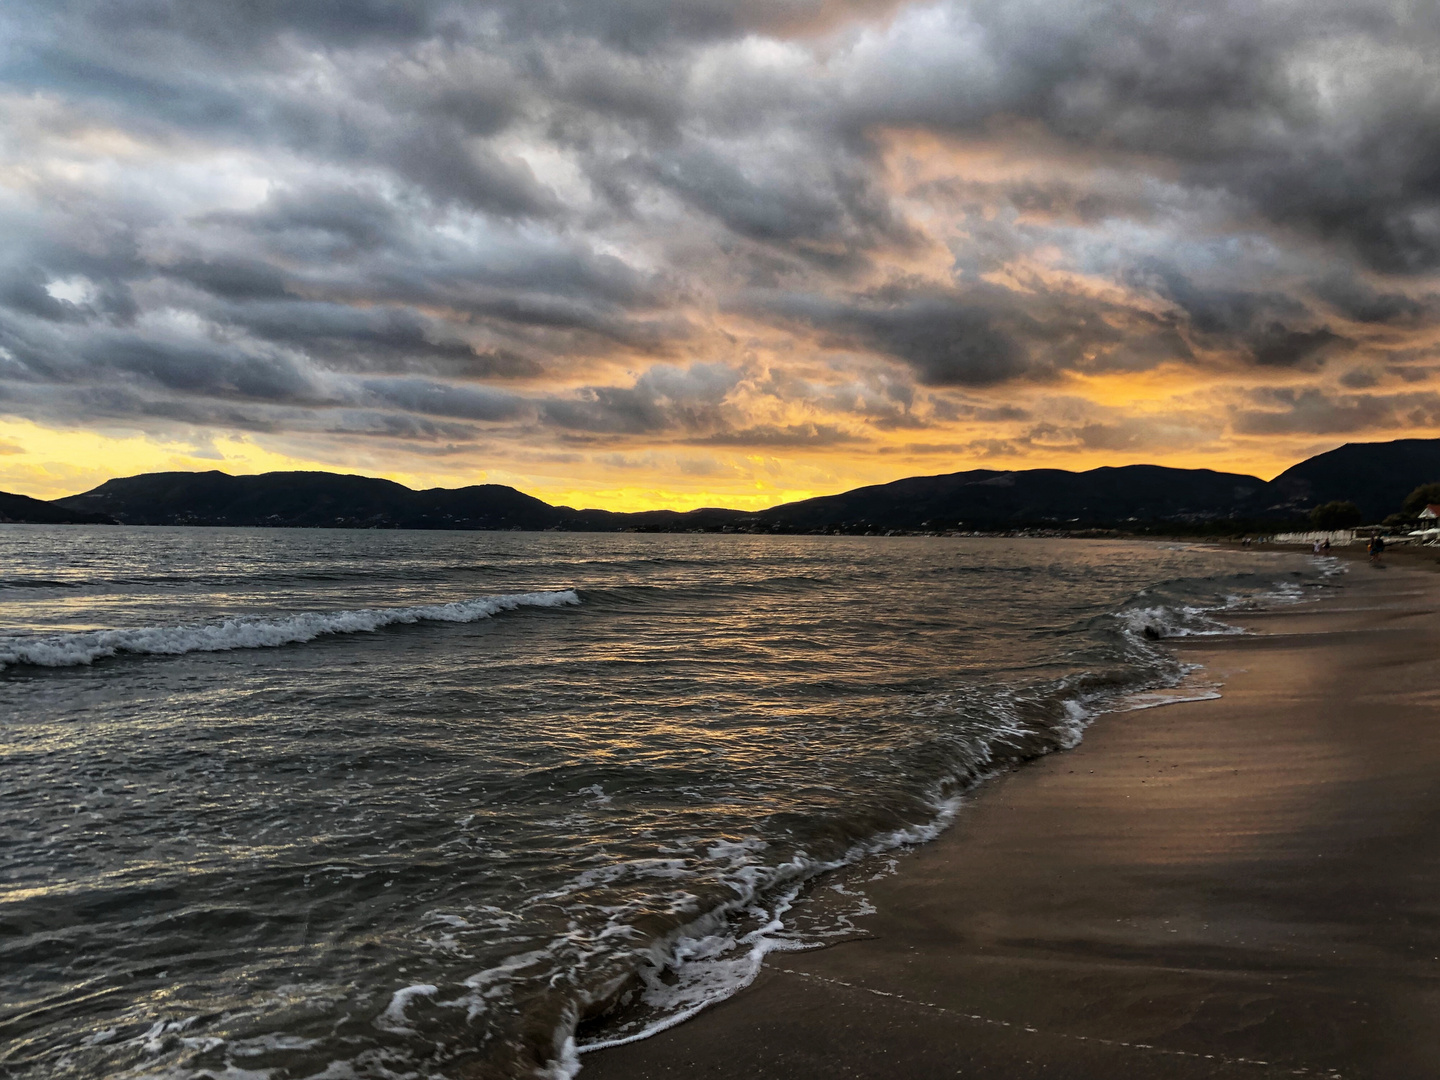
[33,438,1414,518]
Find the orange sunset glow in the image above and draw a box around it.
[4,2,1439,509]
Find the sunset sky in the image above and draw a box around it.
[2,0,1439,510]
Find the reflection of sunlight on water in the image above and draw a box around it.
[0,529,1329,1080]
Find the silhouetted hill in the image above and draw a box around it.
[35,437,1440,532]
[57,470,568,529]
[752,464,1270,531]
[1265,439,1440,522]
[52,470,746,531]
[0,490,115,525]
[48,463,1281,532]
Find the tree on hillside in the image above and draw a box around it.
[1402,482,1440,516]
[1309,500,1363,529]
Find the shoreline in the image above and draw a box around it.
[581,557,1440,1079]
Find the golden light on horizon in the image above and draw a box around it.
[4,1,1440,513]
[2,406,1423,513]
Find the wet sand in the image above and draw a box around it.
[582,559,1440,1080]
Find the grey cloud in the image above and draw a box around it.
[77,0,439,55]
[655,150,848,245]
[937,400,1030,423]
[191,183,668,315]
[754,291,1031,386]
[836,2,1440,272]
[0,347,509,443]
[1248,327,1343,369]
[1310,272,1430,326]
[201,185,406,254]
[1,275,80,322]
[187,301,497,373]
[648,144,914,269]
[20,0,1440,267]
[541,363,741,434]
[1127,261,1346,368]
[1233,387,1440,436]
[1128,261,1302,338]
[358,377,526,422]
[169,258,295,302]
[5,0,1440,457]
[1389,364,1440,385]
[1339,368,1380,389]
[842,298,1028,386]
[690,422,862,447]
[316,409,484,442]
[87,337,327,403]
[0,380,285,433]
[752,278,1169,387]
[384,126,561,219]
[552,54,686,136]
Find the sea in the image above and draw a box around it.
[0,527,1334,1080]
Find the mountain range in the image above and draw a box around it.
[4,438,1439,532]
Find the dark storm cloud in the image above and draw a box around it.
[383,128,561,219]
[750,291,1032,386]
[93,338,322,402]
[169,258,295,302]
[0,314,329,405]
[840,1,1440,273]
[647,144,917,268]
[1309,272,1432,327]
[474,0,911,49]
[842,298,1029,386]
[1339,367,1380,390]
[540,363,740,434]
[1233,387,1440,436]
[201,185,405,254]
[1125,261,1347,369]
[688,422,861,447]
[748,280,1173,387]
[78,0,439,53]
[4,0,1440,453]
[357,376,524,422]
[179,299,500,374]
[1,274,80,323]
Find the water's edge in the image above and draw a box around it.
[558,554,1343,1076]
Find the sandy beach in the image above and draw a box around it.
[583,556,1440,1080]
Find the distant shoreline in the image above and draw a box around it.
[6,437,1440,532]
[0,518,1382,540]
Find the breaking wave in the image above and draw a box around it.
[0,531,1337,1080]
[0,589,580,669]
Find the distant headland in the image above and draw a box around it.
[5,438,1440,534]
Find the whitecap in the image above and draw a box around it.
[0,590,580,670]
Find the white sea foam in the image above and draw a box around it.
[570,793,969,1060]
[1118,603,1244,639]
[31,546,1330,1080]
[539,1023,583,1080]
[550,567,1332,1073]
[1119,679,1223,712]
[0,590,580,670]
[376,984,439,1034]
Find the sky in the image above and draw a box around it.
[2,0,1439,510]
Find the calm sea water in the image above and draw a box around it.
[0,528,1327,1079]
